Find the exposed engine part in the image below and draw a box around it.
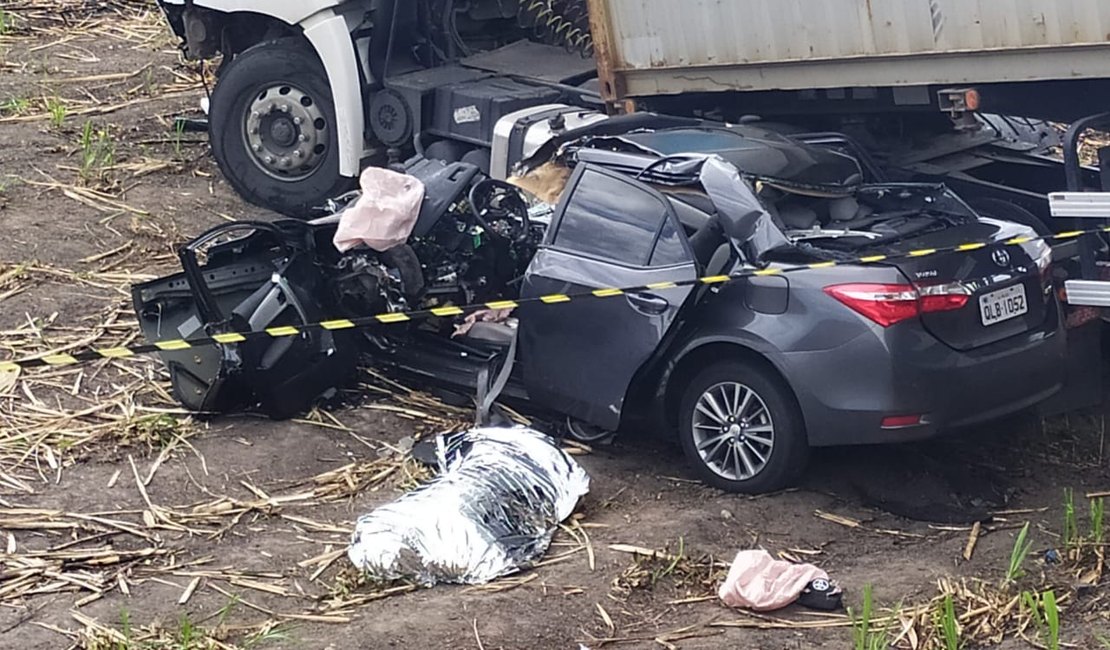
[326,163,547,322]
[322,190,363,216]
[517,0,594,56]
[331,246,423,317]
[410,194,533,306]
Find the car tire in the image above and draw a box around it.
[968,198,1051,236]
[565,417,614,444]
[678,360,808,494]
[209,38,356,218]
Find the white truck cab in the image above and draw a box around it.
[156,0,602,216]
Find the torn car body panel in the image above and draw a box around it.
[132,221,358,418]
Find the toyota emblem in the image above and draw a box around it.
[991,248,1011,267]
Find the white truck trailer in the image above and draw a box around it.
[587,0,1110,314]
[156,0,1110,225]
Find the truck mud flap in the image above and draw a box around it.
[1038,320,1104,416]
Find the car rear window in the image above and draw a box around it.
[553,168,682,266]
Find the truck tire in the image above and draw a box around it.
[209,38,355,218]
[678,360,808,494]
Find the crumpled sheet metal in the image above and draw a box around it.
[347,427,590,586]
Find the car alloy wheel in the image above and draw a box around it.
[690,381,775,481]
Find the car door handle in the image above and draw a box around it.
[626,292,670,316]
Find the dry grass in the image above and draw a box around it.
[3,3,1109,649]
[604,524,1107,650]
[0,2,584,648]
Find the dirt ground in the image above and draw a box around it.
[1,3,1110,649]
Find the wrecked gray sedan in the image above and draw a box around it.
[133,115,1065,493]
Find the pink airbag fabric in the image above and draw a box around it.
[334,167,425,253]
[718,549,828,611]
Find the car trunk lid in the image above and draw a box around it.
[883,219,1051,351]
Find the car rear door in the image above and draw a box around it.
[518,165,699,430]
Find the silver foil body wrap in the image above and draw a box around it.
[347,427,590,586]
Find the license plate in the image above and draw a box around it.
[979,284,1028,326]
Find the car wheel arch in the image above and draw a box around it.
[660,341,808,443]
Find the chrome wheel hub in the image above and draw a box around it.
[691,382,774,481]
[244,84,327,181]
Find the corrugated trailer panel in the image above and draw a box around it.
[591,0,1110,98]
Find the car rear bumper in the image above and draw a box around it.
[783,311,1067,447]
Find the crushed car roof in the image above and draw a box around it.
[521,113,864,192]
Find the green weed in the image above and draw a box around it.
[849,584,891,650]
[0,9,15,36]
[175,614,197,648]
[120,413,187,449]
[656,536,685,582]
[243,625,292,648]
[1005,522,1033,585]
[1063,488,1079,551]
[935,593,961,650]
[45,96,67,128]
[1044,591,1061,650]
[85,605,291,650]
[1,97,30,115]
[78,121,115,182]
[172,118,186,159]
[142,67,156,95]
[1024,590,1061,650]
[118,609,133,649]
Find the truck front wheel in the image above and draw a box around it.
[209,38,354,217]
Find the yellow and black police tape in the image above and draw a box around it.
[0,226,1102,374]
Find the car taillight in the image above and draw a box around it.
[824,283,970,327]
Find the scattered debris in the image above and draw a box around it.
[797,579,844,611]
[718,549,829,612]
[964,521,982,561]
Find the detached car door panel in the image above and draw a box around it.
[519,165,698,430]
